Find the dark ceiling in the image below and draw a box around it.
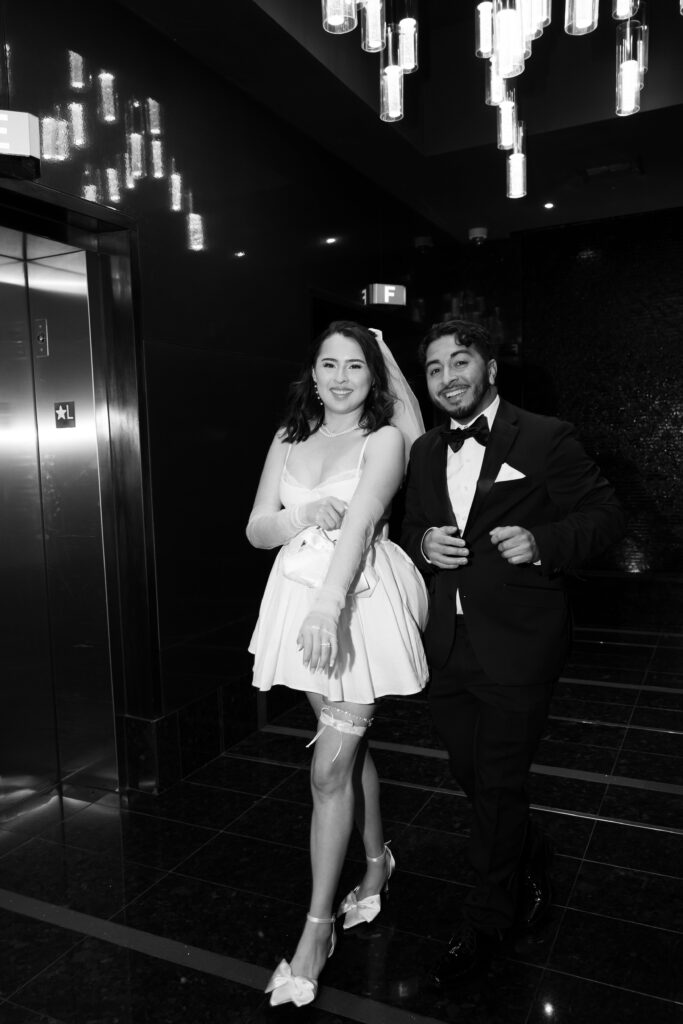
[121,0,683,242]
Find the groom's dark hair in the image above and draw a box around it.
[418,319,494,367]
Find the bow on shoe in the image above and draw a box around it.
[338,888,382,930]
[265,960,317,1007]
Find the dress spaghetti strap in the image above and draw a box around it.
[355,434,371,473]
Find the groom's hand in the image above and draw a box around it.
[423,526,470,569]
[490,525,540,565]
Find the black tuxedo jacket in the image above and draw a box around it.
[401,399,625,687]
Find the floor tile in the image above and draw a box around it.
[115,873,297,969]
[586,820,683,878]
[568,641,654,670]
[547,696,633,724]
[612,749,683,787]
[569,860,683,932]
[534,739,617,774]
[173,831,311,904]
[600,784,683,829]
[125,780,258,830]
[373,747,451,789]
[0,827,33,859]
[650,648,683,674]
[637,688,683,712]
[630,706,683,730]
[0,909,82,1001]
[10,935,266,1024]
[0,837,163,918]
[527,773,607,816]
[39,802,218,872]
[560,664,646,685]
[543,717,626,747]
[547,907,683,1001]
[228,731,312,767]
[185,755,297,796]
[529,970,683,1023]
[620,725,683,758]
[0,1003,65,1023]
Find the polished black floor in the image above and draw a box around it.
[1,576,683,1023]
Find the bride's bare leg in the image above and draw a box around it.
[288,694,375,981]
[352,741,391,900]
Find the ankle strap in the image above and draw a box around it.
[366,841,390,863]
[306,913,335,925]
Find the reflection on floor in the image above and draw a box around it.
[1,575,682,1023]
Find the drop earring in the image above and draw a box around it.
[313,381,323,405]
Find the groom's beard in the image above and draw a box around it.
[435,379,493,423]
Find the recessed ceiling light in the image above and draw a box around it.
[543,202,555,210]
[325,236,338,245]
[234,250,246,258]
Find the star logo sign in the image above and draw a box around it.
[54,402,76,427]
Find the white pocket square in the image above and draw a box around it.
[494,462,526,483]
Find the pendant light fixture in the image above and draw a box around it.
[507,120,526,197]
[616,17,640,115]
[380,21,403,121]
[398,0,418,72]
[492,0,525,79]
[322,0,358,35]
[565,0,599,36]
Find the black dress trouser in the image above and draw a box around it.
[428,617,554,933]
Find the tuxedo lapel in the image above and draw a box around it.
[427,430,458,528]
[466,401,519,530]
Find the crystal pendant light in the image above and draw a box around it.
[616,18,640,115]
[634,3,648,87]
[529,0,547,39]
[40,109,69,161]
[521,0,534,56]
[125,100,146,179]
[169,158,183,211]
[493,0,525,79]
[507,120,526,197]
[398,0,418,73]
[361,0,385,52]
[565,0,599,35]
[380,23,403,122]
[185,192,205,251]
[497,83,517,149]
[475,2,493,58]
[322,0,357,34]
[612,0,638,18]
[68,101,86,148]
[485,58,506,105]
[97,71,118,123]
[68,51,88,91]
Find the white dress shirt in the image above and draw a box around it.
[423,395,500,613]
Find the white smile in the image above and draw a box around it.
[330,388,352,396]
[443,386,467,399]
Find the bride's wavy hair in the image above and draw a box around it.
[280,320,395,443]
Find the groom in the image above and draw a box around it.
[401,319,625,984]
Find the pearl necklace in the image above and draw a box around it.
[319,422,361,438]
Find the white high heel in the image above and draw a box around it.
[265,913,336,1007]
[338,842,395,930]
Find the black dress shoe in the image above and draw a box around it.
[431,921,502,987]
[516,832,553,931]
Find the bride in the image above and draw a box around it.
[246,320,427,1007]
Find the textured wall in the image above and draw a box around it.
[517,210,683,573]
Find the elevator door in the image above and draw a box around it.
[0,226,117,810]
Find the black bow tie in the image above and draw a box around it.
[441,414,490,453]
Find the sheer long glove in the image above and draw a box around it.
[246,497,347,549]
[297,584,345,673]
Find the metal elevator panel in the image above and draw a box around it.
[0,229,118,808]
[0,248,59,803]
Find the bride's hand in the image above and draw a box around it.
[302,497,347,531]
[297,610,338,673]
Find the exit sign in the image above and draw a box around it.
[361,283,406,306]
